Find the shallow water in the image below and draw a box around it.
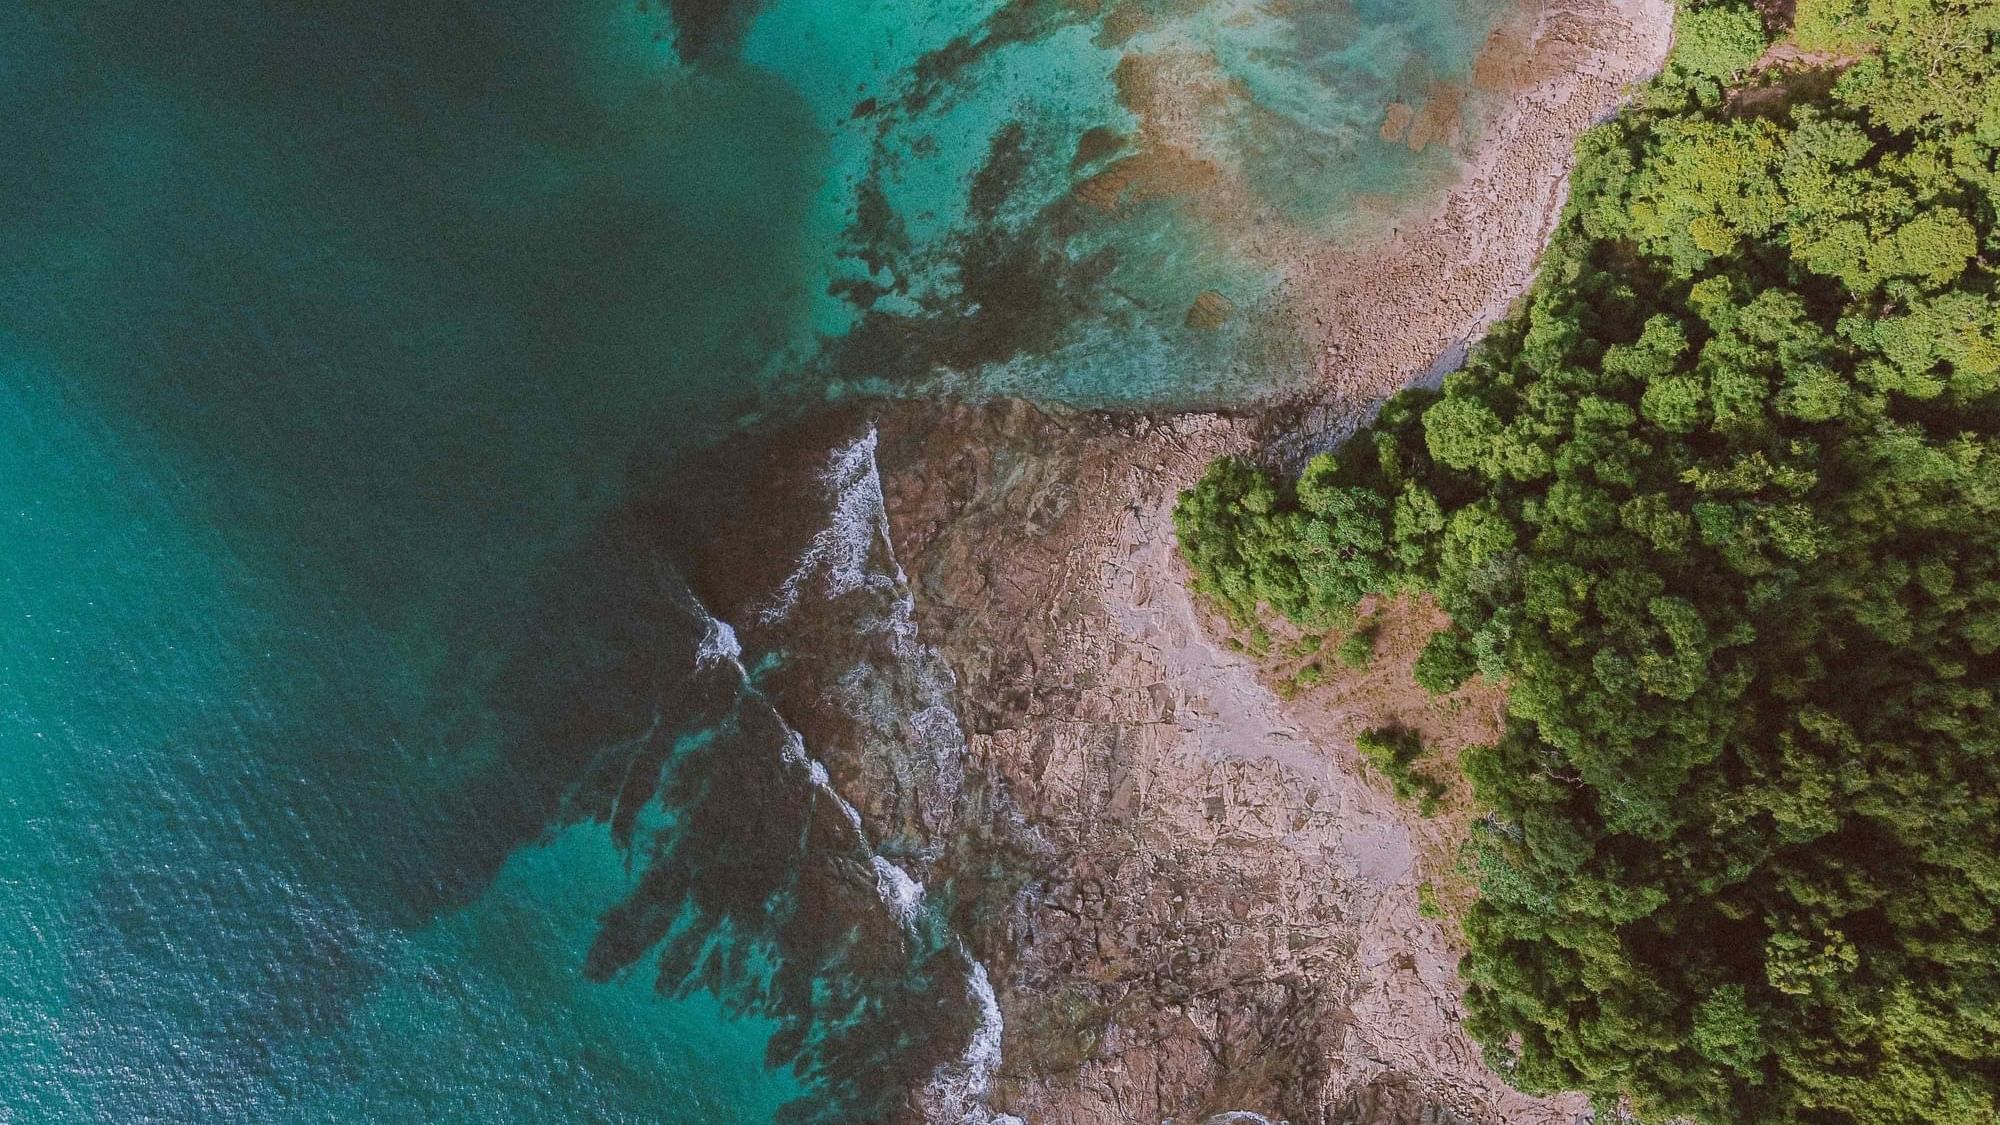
[0,1,1516,1121]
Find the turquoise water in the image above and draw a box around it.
[0,1,1513,1121]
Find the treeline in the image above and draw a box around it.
[1174,1,2000,1121]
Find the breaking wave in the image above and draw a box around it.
[749,424,1018,1124]
[761,426,895,623]
[765,426,970,842]
[696,615,741,666]
[923,958,1020,1125]
[872,856,926,929]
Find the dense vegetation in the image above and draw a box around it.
[1174,1,2000,1120]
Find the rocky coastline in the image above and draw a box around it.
[870,402,1531,1124]
[767,0,1676,1119]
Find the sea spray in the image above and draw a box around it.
[781,727,842,808]
[871,856,1017,1125]
[733,600,1018,1124]
[696,615,742,666]
[871,856,927,929]
[689,591,950,959]
[690,598,870,837]
[921,957,1022,1125]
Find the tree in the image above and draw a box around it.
[1174,2,2000,1117]
[1671,3,1770,82]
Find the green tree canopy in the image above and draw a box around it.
[1174,3,2000,1119]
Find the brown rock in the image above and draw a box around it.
[1380,101,1416,143]
[1185,289,1237,331]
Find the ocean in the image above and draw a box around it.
[0,1,1512,1121]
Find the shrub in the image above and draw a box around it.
[1175,4,2000,1115]
[1411,629,1477,693]
[1355,726,1446,816]
[1336,628,1375,670]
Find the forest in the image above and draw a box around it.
[1174,0,2000,1120]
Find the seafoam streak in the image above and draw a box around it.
[761,427,894,624]
[754,426,1018,1124]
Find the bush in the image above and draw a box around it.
[1411,629,1477,693]
[1355,726,1446,816]
[1336,628,1375,669]
[1669,3,1768,82]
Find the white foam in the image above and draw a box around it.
[780,727,858,831]
[755,424,972,836]
[762,426,896,624]
[696,615,741,667]
[871,856,926,928]
[922,955,1013,1125]
[961,960,1006,1092]
[688,605,865,829]
[738,427,1016,1124]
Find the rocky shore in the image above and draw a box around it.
[1273,0,1675,451]
[775,0,1675,1119]
[868,402,1560,1124]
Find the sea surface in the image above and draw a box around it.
[0,2,1514,1121]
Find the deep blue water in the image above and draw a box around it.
[0,2,1512,1121]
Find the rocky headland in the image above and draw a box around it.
[756,0,1676,1119]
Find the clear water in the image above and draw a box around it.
[0,1,1514,1121]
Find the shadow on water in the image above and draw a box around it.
[665,0,774,62]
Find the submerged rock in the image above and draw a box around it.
[1186,289,1237,331]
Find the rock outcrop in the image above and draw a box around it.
[865,402,1588,1125]
[784,0,1680,1116]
